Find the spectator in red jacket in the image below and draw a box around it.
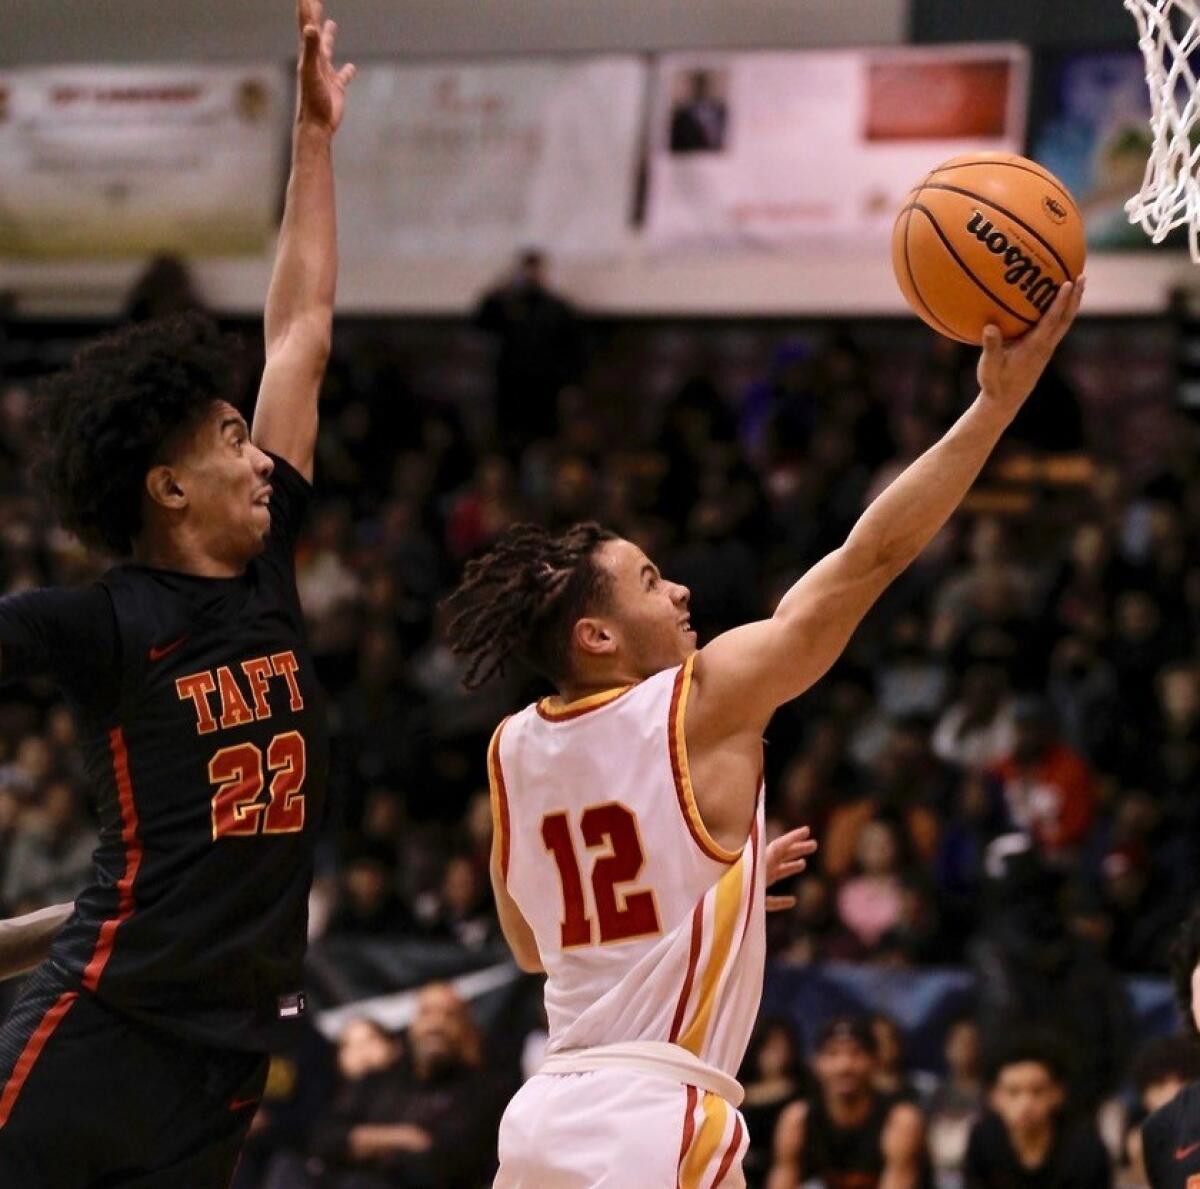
[988,698,1095,864]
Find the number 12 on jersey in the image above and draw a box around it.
[541,801,661,947]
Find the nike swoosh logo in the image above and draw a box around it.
[1176,1142,1200,1161]
[229,1096,260,1112]
[148,635,189,663]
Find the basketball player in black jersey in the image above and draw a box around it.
[1142,909,1200,1189]
[0,3,355,1184]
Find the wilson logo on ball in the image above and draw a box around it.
[966,210,1060,313]
[1042,196,1068,224]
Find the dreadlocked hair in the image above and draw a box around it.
[443,522,618,689]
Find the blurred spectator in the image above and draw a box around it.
[933,664,1017,773]
[2,778,95,914]
[836,819,911,952]
[964,1032,1110,1189]
[973,850,1133,1110]
[987,698,1096,866]
[740,1016,811,1189]
[925,1018,984,1187]
[768,1017,929,1189]
[124,254,203,323]
[326,841,413,938]
[279,986,497,1189]
[475,250,585,454]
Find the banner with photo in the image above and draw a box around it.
[0,65,289,259]
[1029,49,1175,251]
[644,46,1029,251]
[335,57,646,260]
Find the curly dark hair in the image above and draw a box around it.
[443,522,618,689]
[1170,905,1200,1037]
[982,1028,1071,1088]
[33,312,242,557]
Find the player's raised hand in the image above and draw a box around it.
[977,275,1085,420]
[297,0,356,133]
[764,826,818,913]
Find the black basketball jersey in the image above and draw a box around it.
[4,453,327,1052]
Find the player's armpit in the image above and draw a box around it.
[691,539,893,737]
[879,1102,927,1189]
[0,901,72,981]
[491,855,544,974]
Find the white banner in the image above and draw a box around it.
[0,65,288,259]
[336,57,646,260]
[645,46,1029,251]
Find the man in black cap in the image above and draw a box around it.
[768,1016,929,1189]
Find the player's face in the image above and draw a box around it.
[814,1038,875,1099]
[990,1062,1063,1134]
[171,402,275,565]
[595,539,695,678]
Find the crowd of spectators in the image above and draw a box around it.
[0,258,1198,1185]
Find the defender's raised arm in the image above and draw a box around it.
[251,0,356,482]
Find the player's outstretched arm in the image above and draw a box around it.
[0,901,72,981]
[692,280,1085,738]
[251,0,356,483]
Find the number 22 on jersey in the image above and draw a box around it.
[541,801,661,947]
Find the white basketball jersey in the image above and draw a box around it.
[488,654,766,1078]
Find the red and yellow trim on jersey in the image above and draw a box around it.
[669,656,740,866]
[82,727,143,993]
[536,683,636,722]
[677,1088,744,1188]
[487,717,513,884]
[671,815,760,1058]
[0,991,78,1130]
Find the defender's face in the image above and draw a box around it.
[172,401,275,565]
[596,539,695,678]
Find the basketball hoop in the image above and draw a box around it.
[1125,0,1200,260]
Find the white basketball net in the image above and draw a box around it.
[1125,0,1200,259]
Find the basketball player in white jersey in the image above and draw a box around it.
[445,280,1084,1189]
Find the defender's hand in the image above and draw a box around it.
[297,0,356,133]
[765,826,817,913]
[976,276,1085,421]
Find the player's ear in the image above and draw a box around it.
[145,465,188,512]
[574,616,616,659]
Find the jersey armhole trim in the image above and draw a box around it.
[669,656,741,865]
[487,716,513,884]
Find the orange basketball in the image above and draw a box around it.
[891,152,1087,345]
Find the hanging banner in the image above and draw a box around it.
[1029,49,1180,251]
[0,65,289,259]
[335,57,645,260]
[644,45,1028,251]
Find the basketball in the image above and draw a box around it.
[891,152,1087,345]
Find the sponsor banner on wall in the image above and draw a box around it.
[0,65,288,259]
[335,57,646,260]
[1029,49,1179,251]
[644,45,1028,251]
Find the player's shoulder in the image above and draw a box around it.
[1145,1080,1200,1145]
